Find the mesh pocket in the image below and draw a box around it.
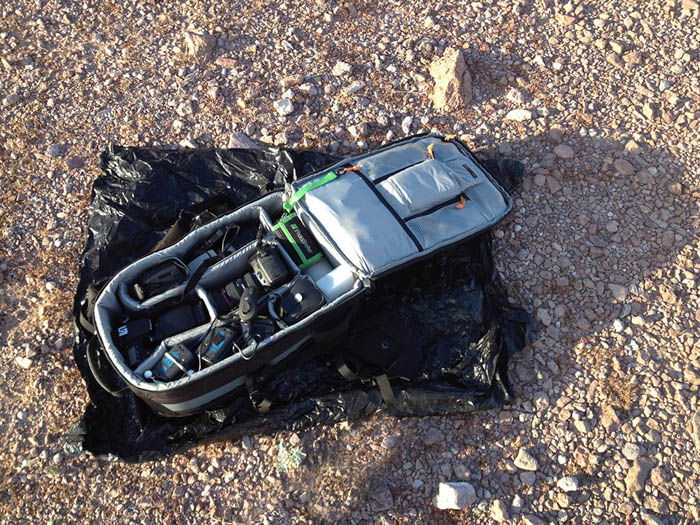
[408,202,488,249]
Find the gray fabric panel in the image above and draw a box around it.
[377,159,480,218]
[357,141,428,181]
[302,172,419,274]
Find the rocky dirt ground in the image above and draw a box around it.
[1,0,699,523]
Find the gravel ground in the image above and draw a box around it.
[1,0,699,523]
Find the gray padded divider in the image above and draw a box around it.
[302,171,419,274]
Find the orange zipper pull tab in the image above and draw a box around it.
[427,143,435,159]
[456,195,466,209]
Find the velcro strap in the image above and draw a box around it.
[283,171,338,212]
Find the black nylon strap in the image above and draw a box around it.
[245,374,272,413]
[179,253,227,301]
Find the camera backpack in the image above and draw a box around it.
[91,134,513,416]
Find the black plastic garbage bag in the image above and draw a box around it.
[67,137,531,462]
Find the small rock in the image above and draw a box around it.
[554,144,574,159]
[348,123,369,138]
[640,509,665,525]
[642,102,656,120]
[557,476,579,492]
[227,132,259,149]
[546,176,562,194]
[381,435,397,449]
[622,443,642,461]
[608,283,628,301]
[428,48,472,111]
[605,220,619,233]
[434,482,477,509]
[214,56,237,68]
[401,116,413,135]
[273,98,294,117]
[423,427,444,446]
[15,357,33,369]
[536,309,552,327]
[625,458,656,499]
[667,182,682,196]
[614,158,635,175]
[345,81,365,95]
[490,499,510,522]
[46,144,64,157]
[523,515,547,525]
[184,31,215,63]
[368,476,393,512]
[65,156,84,169]
[505,109,533,122]
[574,420,591,433]
[281,74,304,88]
[331,61,352,76]
[514,448,539,471]
[298,83,318,95]
[412,479,424,489]
[661,230,675,247]
[3,93,21,106]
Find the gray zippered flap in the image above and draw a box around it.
[293,135,512,278]
[303,171,420,274]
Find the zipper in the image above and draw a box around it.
[404,193,467,222]
[372,158,428,184]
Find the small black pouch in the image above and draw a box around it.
[278,276,325,325]
[132,259,188,301]
[152,302,208,341]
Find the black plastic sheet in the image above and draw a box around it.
[67,138,531,462]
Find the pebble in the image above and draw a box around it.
[692,409,700,452]
[434,481,477,509]
[331,61,353,76]
[490,499,510,522]
[15,356,33,369]
[272,98,294,117]
[608,283,628,301]
[345,81,365,95]
[46,144,64,157]
[505,109,533,122]
[614,158,635,175]
[401,116,413,135]
[557,476,579,492]
[298,83,318,95]
[553,144,574,159]
[422,427,444,446]
[622,443,642,461]
[3,93,21,106]
[514,448,539,471]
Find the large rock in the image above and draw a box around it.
[429,48,472,111]
[184,31,215,63]
[434,482,477,509]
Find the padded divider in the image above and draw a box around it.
[302,171,419,274]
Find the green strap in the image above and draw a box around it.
[283,171,338,212]
[272,213,324,269]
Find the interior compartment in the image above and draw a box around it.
[93,190,365,390]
